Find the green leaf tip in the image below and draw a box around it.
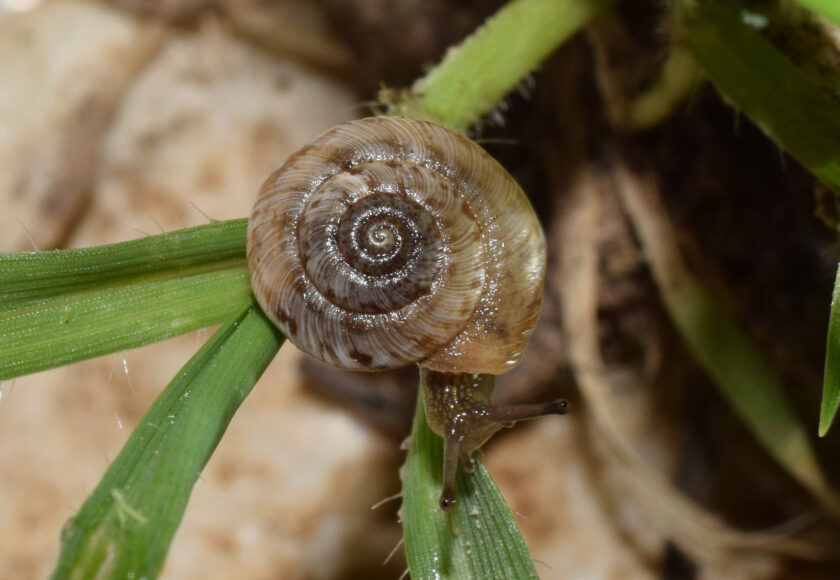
[819,263,840,437]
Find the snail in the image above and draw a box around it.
[247,116,568,510]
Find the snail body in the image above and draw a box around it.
[247,116,567,510]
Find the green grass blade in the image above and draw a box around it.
[52,303,283,580]
[792,0,840,27]
[668,280,832,496]
[387,0,616,131]
[0,266,252,381]
[675,0,840,192]
[820,264,840,436]
[0,219,254,381]
[402,390,539,580]
[0,219,247,303]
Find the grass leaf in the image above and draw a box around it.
[820,263,840,436]
[0,220,252,381]
[52,303,283,579]
[1,219,247,303]
[402,390,539,580]
[675,0,840,192]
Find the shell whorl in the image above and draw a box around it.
[247,116,545,374]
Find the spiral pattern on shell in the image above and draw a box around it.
[247,116,545,374]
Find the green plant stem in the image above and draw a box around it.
[627,48,703,129]
[52,303,283,579]
[386,0,616,130]
[792,0,840,27]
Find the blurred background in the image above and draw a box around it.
[1,1,840,578]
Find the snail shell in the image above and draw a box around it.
[247,116,545,375]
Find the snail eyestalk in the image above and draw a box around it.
[419,368,569,511]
